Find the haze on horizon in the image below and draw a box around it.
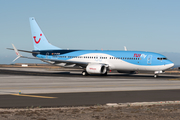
[1,0,180,65]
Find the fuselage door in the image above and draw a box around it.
[147,55,152,65]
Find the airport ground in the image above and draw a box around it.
[1,64,180,119]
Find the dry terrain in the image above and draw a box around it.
[0,104,180,120]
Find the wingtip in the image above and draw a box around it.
[11,44,21,57]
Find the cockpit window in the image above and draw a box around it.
[157,58,167,60]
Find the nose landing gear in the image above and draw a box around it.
[154,71,164,78]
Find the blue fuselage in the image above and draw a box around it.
[32,49,174,71]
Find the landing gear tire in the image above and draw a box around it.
[101,71,107,76]
[154,74,158,78]
[82,71,88,76]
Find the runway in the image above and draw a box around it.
[0,67,180,108]
[1,90,180,108]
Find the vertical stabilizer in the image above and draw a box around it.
[29,17,60,50]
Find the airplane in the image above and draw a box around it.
[8,17,174,78]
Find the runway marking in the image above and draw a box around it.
[11,94,57,99]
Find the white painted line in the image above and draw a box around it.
[106,103,118,106]
[119,101,180,106]
[106,100,180,107]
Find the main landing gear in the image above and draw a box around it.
[82,71,108,76]
[101,71,107,76]
[82,71,88,76]
[154,74,158,78]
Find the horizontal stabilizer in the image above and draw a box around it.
[7,48,40,54]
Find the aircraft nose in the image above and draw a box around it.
[166,63,174,68]
[164,61,174,69]
[170,63,174,68]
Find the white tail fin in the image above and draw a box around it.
[29,17,60,50]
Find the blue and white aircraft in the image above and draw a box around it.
[9,17,174,77]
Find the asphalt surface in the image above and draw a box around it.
[0,67,178,78]
[0,68,180,108]
[1,90,180,108]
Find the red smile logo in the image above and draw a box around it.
[33,34,42,44]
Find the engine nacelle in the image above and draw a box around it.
[86,63,107,74]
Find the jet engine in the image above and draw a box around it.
[86,63,107,74]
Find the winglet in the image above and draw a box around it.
[124,46,127,51]
[12,44,21,62]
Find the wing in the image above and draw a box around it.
[21,55,88,67]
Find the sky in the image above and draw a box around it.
[1,0,180,65]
